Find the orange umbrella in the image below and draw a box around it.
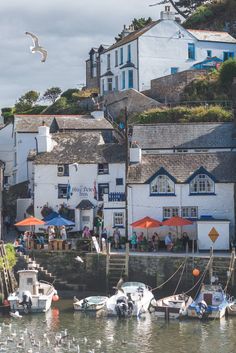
[131,216,162,228]
[161,216,193,227]
[15,217,45,226]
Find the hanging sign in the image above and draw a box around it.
[208,227,219,243]
[92,236,101,253]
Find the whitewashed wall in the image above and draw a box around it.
[0,124,14,185]
[100,40,138,92]
[138,20,236,90]
[128,183,235,240]
[33,162,125,231]
[15,132,38,184]
[197,221,230,250]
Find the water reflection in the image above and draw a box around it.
[0,301,235,352]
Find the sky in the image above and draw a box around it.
[0,0,168,109]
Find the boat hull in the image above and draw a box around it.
[73,296,108,312]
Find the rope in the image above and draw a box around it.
[224,249,235,292]
[183,255,213,297]
[151,259,186,292]
[173,258,187,295]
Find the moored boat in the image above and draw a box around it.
[73,296,108,311]
[187,284,230,319]
[151,294,193,319]
[106,281,154,317]
[8,269,58,314]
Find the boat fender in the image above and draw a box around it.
[148,298,157,313]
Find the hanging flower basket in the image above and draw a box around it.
[41,205,53,218]
[26,203,34,216]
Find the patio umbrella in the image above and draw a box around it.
[162,216,193,240]
[45,215,75,227]
[130,216,162,239]
[15,216,45,248]
[43,211,59,221]
[15,216,45,226]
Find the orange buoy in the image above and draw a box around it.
[52,294,59,302]
[192,268,200,277]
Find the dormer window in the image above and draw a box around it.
[190,174,214,194]
[150,175,175,195]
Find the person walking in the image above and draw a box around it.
[113,228,121,250]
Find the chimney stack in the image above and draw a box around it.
[37,124,53,153]
[130,142,142,164]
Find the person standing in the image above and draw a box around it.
[165,232,174,252]
[60,226,67,241]
[130,231,137,251]
[113,228,121,250]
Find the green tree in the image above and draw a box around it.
[115,17,152,42]
[0,244,16,271]
[1,107,14,124]
[41,87,62,104]
[219,58,236,93]
[15,90,40,113]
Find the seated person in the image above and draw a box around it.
[165,232,174,252]
[14,238,26,255]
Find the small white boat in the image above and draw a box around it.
[73,296,108,311]
[106,281,154,317]
[226,299,236,316]
[187,284,230,319]
[151,294,193,319]
[8,269,58,314]
[9,310,22,319]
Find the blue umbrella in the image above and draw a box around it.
[43,211,59,221]
[45,215,75,227]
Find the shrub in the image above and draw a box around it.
[135,105,232,124]
[219,58,236,93]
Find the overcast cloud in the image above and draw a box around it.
[0,0,168,109]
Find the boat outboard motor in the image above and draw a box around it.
[115,296,128,318]
[81,299,89,309]
[127,293,134,315]
[19,290,32,313]
[197,300,208,319]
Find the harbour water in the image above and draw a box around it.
[1,300,236,353]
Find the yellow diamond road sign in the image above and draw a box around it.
[208,227,219,243]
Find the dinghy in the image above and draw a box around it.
[151,294,193,319]
[73,296,108,311]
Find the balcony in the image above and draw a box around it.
[108,192,126,202]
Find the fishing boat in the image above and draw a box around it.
[151,294,193,319]
[8,269,58,314]
[106,281,154,317]
[187,283,230,319]
[73,296,108,311]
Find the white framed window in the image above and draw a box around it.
[163,207,179,219]
[150,175,175,194]
[58,184,67,199]
[98,163,109,174]
[181,207,198,219]
[113,212,124,227]
[190,174,214,194]
[82,216,90,223]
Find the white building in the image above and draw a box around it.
[99,11,236,93]
[0,123,14,186]
[127,122,236,249]
[23,124,126,236]
[11,113,114,185]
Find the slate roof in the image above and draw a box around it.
[132,123,236,150]
[33,131,125,165]
[128,152,236,184]
[187,29,236,43]
[14,114,113,133]
[104,21,160,52]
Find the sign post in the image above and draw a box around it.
[208,227,219,283]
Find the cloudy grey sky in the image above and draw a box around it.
[0,0,168,109]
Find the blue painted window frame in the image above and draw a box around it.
[207,50,212,57]
[189,174,215,195]
[122,71,125,89]
[171,67,178,74]
[107,54,111,70]
[150,175,175,196]
[120,47,124,65]
[115,50,118,67]
[223,51,234,61]
[127,44,131,62]
[128,70,133,88]
[116,178,123,185]
[188,43,195,60]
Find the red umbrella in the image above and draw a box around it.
[162,216,193,227]
[131,216,162,240]
[15,217,45,226]
[131,216,162,228]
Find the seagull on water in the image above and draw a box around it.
[75,256,84,263]
[25,32,47,62]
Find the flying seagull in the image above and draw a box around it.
[25,32,47,62]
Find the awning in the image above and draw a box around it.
[76,200,95,210]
